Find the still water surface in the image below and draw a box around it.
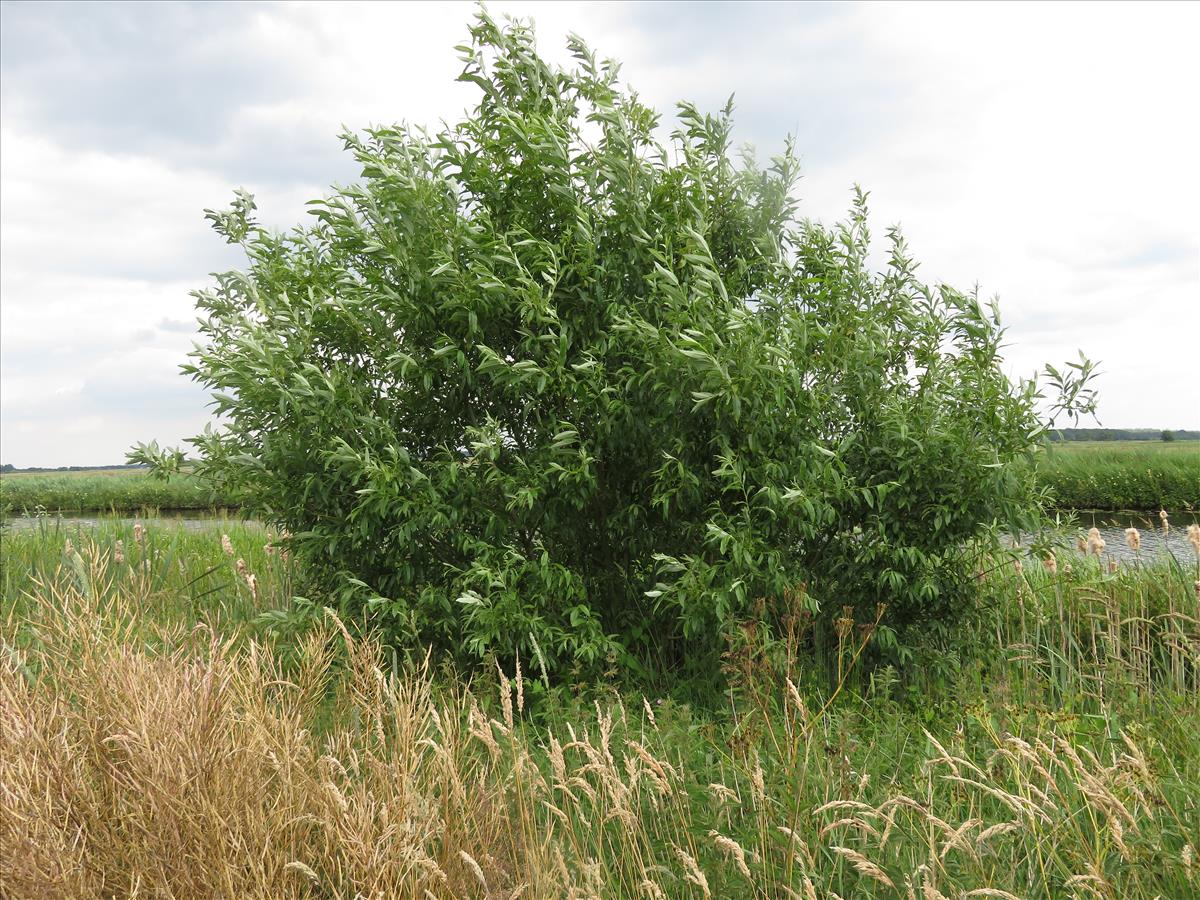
[3,512,255,534]
[1046,509,1200,562]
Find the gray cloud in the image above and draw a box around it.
[0,1,364,189]
[158,317,197,333]
[617,1,910,169]
[3,5,284,152]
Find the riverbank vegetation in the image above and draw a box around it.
[2,522,1198,897]
[1037,441,1199,511]
[0,468,234,516]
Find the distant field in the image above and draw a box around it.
[2,466,150,478]
[1046,439,1200,455]
[0,469,233,514]
[1037,440,1199,510]
[3,440,1195,514]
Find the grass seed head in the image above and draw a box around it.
[831,846,894,889]
[459,851,488,890]
[709,830,753,880]
[673,846,711,897]
[285,861,320,884]
[1124,527,1140,552]
[514,653,524,715]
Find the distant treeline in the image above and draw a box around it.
[1048,428,1199,442]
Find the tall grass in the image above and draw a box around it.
[0,470,234,515]
[0,518,289,637]
[988,550,1200,703]
[1036,441,1200,510]
[1,527,1197,898]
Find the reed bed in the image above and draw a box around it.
[1,528,1197,898]
[983,539,1200,704]
[1035,441,1200,510]
[0,470,233,515]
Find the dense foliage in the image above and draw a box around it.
[137,13,1083,680]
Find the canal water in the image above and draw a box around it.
[1048,509,1199,563]
[2,512,256,534]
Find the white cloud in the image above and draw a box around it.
[2,0,1197,466]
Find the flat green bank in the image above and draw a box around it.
[1037,440,1199,510]
[0,468,234,515]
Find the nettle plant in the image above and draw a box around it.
[136,12,1093,682]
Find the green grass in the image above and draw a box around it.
[2,518,1198,897]
[0,517,289,639]
[0,469,235,515]
[1036,440,1200,510]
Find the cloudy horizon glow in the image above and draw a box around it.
[2,0,1198,467]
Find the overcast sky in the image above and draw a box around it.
[2,1,1197,467]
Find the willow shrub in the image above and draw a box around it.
[134,12,1086,685]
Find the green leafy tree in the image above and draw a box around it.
[134,11,1094,682]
